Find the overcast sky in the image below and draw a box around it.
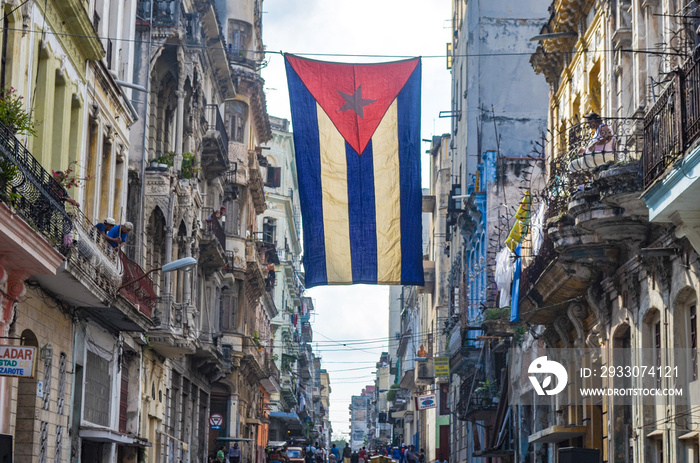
[261,0,452,439]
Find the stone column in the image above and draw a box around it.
[174,87,185,172]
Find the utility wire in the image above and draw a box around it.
[0,26,690,61]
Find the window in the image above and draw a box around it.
[84,351,111,426]
[655,321,662,388]
[263,217,276,244]
[266,166,281,188]
[226,100,248,143]
[228,20,249,57]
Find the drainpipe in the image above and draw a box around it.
[136,0,153,265]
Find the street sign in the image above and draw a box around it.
[416,394,437,410]
[0,346,36,378]
[210,413,223,430]
[434,356,449,378]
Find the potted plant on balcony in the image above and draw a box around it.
[0,87,36,136]
[180,152,200,179]
[155,152,174,169]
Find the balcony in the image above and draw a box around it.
[244,240,267,302]
[118,252,157,317]
[0,123,72,255]
[301,321,312,343]
[416,260,434,294]
[137,0,180,27]
[242,339,268,380]
[248,150,266,214]
[642,59,700,252]
[199,207,226,273]
[149,294,196,357]
[201,104,229,179]
[414,357,434,386]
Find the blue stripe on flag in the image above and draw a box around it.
[397,62,424,285]
[285,60,327,287]
[345,141,378,283]
[511,244,521,323]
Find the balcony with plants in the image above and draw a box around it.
[0,103,71,271]
[0,91,153,330]
[517,116,648,326]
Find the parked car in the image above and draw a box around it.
[287,447,304,463]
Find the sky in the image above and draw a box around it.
[260,0,452,439]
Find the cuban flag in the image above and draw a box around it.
[285,54,424,288]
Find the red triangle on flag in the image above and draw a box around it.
[286,55,419,155]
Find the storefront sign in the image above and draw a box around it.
[416,394,437,410]
[0,346,36,378]
[434,356,449,377]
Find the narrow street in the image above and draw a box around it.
[0,1,699,462]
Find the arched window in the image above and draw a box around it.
[226,100,248,143]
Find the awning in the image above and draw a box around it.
[528,425,586,444]
[646,430,664,438]
[679,431,699,440]
[79,427,135,445]
[269,411,303,428]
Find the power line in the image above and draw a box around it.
[0,26,689,62]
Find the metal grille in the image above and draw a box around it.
[54,425,63,463]
[84,351,111,426]
[42,352,52,411]
[57,353,66,414]
[0,121,72,252]
[39,421,48,463]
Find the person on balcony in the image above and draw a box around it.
[416,344,426,358]
[106,221,133,248]
[95,217,115,235]
[206,206,225,232]
[580,112,615,154]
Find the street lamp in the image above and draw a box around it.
[118,257,197,290]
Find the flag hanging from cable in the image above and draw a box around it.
[285,54,424,288]
[505,191,532,322]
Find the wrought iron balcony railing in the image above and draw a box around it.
[67,206,122,293]
[137,0,179,26]
[543,117,643,220]
[0,122,72,252]
[118,251,157,317]
[642,58,700,188]
[205,104,229,150]
[201,206,226,249]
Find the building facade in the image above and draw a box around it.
[0,0,328,462]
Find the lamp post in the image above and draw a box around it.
[118,256,197,290]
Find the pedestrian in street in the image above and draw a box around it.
[343,443,352,463]
[418,449,425,463]
[229,442,241,463]
[359,447,366,463]
[436,453,447,463]
[350,450,359,463]
[217,446,227,463]
[331,443,340,463]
